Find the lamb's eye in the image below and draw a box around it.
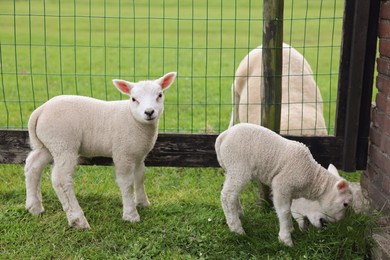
[343,203,348,208]
[158,93,163,99]
[132,97,138,103]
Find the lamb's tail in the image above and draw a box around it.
[215,131,226,169]
[27,105,45,150]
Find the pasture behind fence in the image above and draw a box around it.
[1,0,343,133]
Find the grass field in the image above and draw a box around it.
[0,164,373,259]
[1,0,343,133]
[0,0,375,259]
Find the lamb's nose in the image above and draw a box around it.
[144,109,155,117]
[320,218,327,227]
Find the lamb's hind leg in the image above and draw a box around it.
[51,154,90,229]
[221,171,251,235]
[25,148,53,215]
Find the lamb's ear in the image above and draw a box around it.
[156,72,177,90]
[112,79,135,95]
[327,163,340,177]
[336,180,349,192]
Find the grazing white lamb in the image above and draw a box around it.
[230,43,327,135]
[24,72,176,229]
[215,123,353,246]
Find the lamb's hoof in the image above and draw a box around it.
[238,207,244,217]
[298,218,309,232]
[123,212,140,223]
[298,225,308,232]
[26,203,45,215]
[230,226,246,235]
[69,216,91,229]
[136,199,150,208]
[279,235,293,247]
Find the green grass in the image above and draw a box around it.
[0,164,373,259]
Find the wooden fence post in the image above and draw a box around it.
[262,0,284,133]
[261,0,284,205]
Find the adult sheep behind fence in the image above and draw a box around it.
[230,43,327,136]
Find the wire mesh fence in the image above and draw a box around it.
[0,0,343,134]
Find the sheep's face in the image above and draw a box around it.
[316,164,353,223]
[112,72,177,124]
[129,82,166,124]
[319,178,353,223]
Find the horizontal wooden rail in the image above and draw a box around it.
[0,129,356,169]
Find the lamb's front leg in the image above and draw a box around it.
[272,192,294,247]
[134,162,150,208]
[115,161,140,223]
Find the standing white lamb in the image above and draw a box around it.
[230,43,327,135]
[24,72,176,229]
[215,123,353,246]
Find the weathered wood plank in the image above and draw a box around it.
[342,0,373,171]
[336,0,355,137]
[356,0,380,171]
[0,130,30,164]
[335,0,377,171]
[0,130,346,169]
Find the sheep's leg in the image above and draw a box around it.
[51,155,90,229]
[294,214,308,231]
[134,162,150,208]
[229,86,240,127]
[237,198,244,217]
[221,172,250,235]
[115,162,140,223]
[25,148,53,215]
[272,191,294,247]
